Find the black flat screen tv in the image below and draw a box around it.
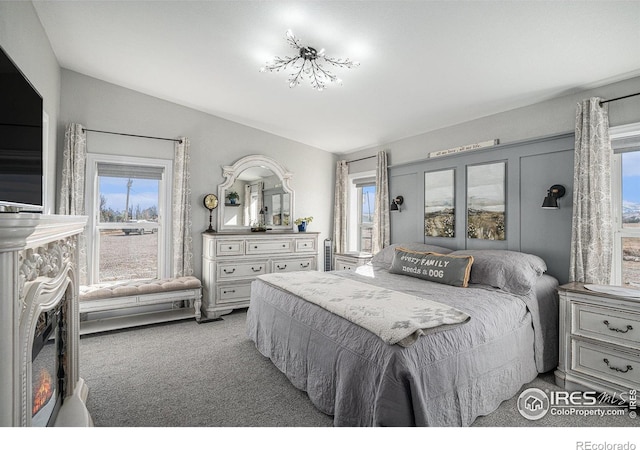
[0,44,43,212]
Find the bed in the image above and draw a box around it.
[246,243,559,426]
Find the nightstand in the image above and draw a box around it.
[555,282,640,396]
[333,252,373,271]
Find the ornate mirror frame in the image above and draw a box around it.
[217,155,295,231]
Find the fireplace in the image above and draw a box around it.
[0,214,91,427]
[31,304,63,427]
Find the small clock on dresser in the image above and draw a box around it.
[203,194,218,233]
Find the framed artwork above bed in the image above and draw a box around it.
[424,168,455,238]
[466,161,506,240]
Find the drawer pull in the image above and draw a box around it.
[300,262,310,268]
[276,264,287,270]
[254,245,258,249]
[603,358,633,373]
[223,268,236,274]
[603,320,633,334]
[228,246,233,250]
[251,266,262,272]
[223,289,236,294]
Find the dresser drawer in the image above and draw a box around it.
[216,261,267,280]
[216,240,245,256]
[573,302,640,348]
[271,257,316,273]
[217,283,252,304]
[572,339,640,388]
[334,259,358,271]
[246,239,292,254]
[295,238,316,252]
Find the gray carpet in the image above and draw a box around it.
[79,309,638,427]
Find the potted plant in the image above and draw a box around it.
[227,191,239,205]
[294,216,313,232]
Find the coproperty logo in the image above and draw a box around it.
[517,388,550,420]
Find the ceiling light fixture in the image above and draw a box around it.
[260,29,359,91]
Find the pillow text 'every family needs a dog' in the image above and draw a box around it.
[389,248,474,287]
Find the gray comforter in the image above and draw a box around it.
[246,266,559,426]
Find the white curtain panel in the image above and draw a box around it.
[172,137,194,277]
[373,151,390,254]
[333,160,349,255]
[59,123,88,283]
[569,97,613,284]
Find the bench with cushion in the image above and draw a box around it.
[79,276,202,334]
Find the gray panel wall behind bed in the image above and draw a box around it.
[388,133,574,284]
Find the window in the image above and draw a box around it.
[85,154,173,285]
[359,184,375,253]
[611,123,640,286]
[348,172,376,253]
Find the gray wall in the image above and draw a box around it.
[0,1,61,213]
[59,70,336,279]
[389,134,574,283]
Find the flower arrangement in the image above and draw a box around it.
[294,216,313,225]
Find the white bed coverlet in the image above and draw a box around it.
[256,271,470,346]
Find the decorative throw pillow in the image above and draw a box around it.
[371,243,454,269]
[449,249,547,295]
[389,247,473,287]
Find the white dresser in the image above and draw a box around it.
[555,282,640,396]
[202,231,319,319]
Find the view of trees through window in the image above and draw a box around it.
[621,151,640,285]
[97,176,160,282]
[99,177,159,223]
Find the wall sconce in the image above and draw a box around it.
[541,184,566,209]
[390,196,404,212]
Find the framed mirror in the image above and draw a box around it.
[217,155,295,231]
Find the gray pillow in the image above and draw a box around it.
[389,247,473,287]
[449,250,547,295]
[371,243,454,269]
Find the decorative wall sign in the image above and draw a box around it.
[467,161,506,240]
[424,169,455,237]
[429,139,499,159]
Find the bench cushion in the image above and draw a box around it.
[80,276,202,301]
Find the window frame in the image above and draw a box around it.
[610,122,640,285]
[84,153,173,285]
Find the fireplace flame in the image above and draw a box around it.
[32,368,54,416]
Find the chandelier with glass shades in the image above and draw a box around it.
[260,29,359,91]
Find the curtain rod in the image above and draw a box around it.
[82,127,183,143]
[347,155,376,164]
[599,92,640,106]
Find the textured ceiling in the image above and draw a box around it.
[33,0,640,153]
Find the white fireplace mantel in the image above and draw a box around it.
[0,214,91,427]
